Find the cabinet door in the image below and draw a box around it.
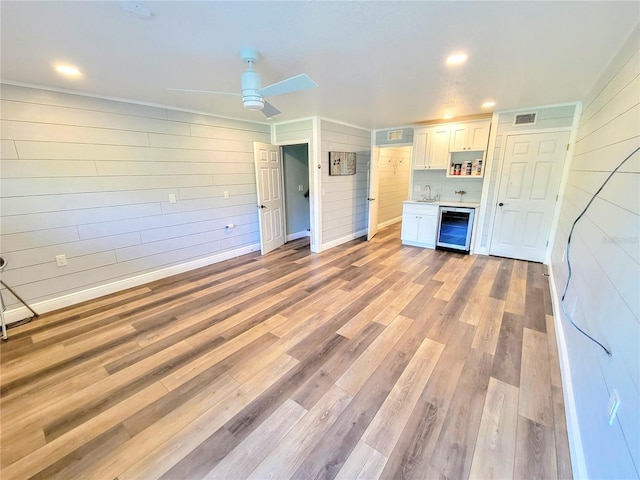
[401,214,420,242]
[449,121,491,151]
[429,125,451,169]
[417,214,437,247]
[468,122,491,150]
[412,129,429,169]
[449,124,469,152]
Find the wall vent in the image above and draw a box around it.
[513,112,537,125]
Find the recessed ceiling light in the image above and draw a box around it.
[55,64,82,77]
[482,101,496,108]
[443,114,453,120]
[446,53,468,66]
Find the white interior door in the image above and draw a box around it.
[254,142,285,255]
[367,147,380,241]
[490,131,570,262]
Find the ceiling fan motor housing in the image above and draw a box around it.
[241,66,264,110]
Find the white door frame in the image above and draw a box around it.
[272,138,319,252]
[367,135,414,240]
[367,146,381,240]
[486,127,572,262]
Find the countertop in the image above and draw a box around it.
[403,200,481,208]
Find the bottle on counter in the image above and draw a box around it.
[465,161,473,175]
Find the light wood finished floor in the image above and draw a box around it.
[0,224,572,479]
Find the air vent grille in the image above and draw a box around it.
[514,112,537,125]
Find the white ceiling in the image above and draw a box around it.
[1,1,638,129]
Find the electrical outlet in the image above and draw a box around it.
[607,389,621,425]
[168,194,176,204]
[55,254,67,267]
[224,191,229,199]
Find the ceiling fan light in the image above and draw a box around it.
[243,97,264,110]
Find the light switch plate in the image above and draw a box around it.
[224,191,229,199]
[55,254,67,267]
[298,185,304,192]
[168,193,177,204]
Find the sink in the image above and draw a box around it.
[415,199,437,203]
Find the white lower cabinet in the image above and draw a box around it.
[401,203,438,248]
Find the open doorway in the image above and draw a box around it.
[368,145,412,239]
[282,144,311,243]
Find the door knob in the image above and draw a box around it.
[498,202,505,207]
[258,204,267,209]
[367,197,376,201]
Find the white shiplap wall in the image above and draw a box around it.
[0,84,270,317]
[274,118,313,145]
[377,146,411,226]
[320,120,371,245]
[549,27,639,479]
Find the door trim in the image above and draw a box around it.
[271,137,319,253]
[486,128,572,262]
[367,145,380,241]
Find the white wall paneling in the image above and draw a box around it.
[0,99,191,135]
[549,26,640,479]
[0,84,268,316]
[319,119,371,246]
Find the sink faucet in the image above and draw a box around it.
[420,185,439,202]
[422,184,432,201]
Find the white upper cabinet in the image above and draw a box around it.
[449,120,491,152]
[412,125,450,169]
[412,129,430,169]
[429,125,451,169]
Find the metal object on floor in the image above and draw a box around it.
[0,256,39,340]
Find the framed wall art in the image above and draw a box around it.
[329,151,356,176]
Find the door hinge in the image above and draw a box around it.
[546,240,549,247]
[566,144,570,151]
[556,194,558,201]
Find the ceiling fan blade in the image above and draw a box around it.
[262,101,281,118]
[168,88,241,96]
[257,74,318,98]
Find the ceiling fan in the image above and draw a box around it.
[170,48,318,118]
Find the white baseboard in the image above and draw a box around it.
[320,229,367,252]
[377,216,401,229]
[286,230,310,242]
[547,266,587,479]
[3,243,261,324]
